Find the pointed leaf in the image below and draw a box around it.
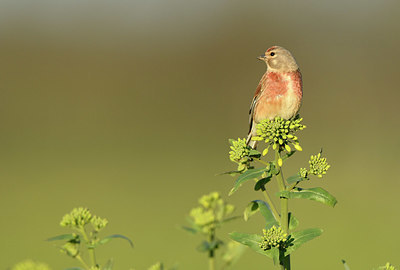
[181,226,199,234]
[197,241,211,252]
[229,168,267,195]
[288,213,299,231]
[249,149,261,157]
[285,228,323,256]
[98,234,134,248]
[217,170,243,176]
[243,200,278,229]
[229,232,276,259]
[47,234,76,242]
[254,175,272,191]
[282,151,296,161]
[286,174,305,184]
[278,187,337,207]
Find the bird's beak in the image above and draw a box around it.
[257,55,266,61]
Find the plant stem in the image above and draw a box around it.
[275,148,291,270]
[76,254,90,270]
[259,185,280,220]
[80,228,97,267]
[208,230,216,270]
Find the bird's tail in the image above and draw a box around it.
[246,132,258,149]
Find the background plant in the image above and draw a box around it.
[48,207,133,270]
[183,192,246,270]
[227,116,337,269]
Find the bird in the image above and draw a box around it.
[246,46,303,149]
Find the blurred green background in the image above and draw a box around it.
[1,0,399,269]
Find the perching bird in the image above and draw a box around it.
[246,46,303,149]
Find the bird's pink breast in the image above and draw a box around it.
[254,70,302,122]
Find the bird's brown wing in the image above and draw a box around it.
[248,82,263,134]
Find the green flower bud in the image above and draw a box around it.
[259,226,288,250]
[294,144,302,151]
[278,158,283,167]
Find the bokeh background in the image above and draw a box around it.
[1,0,399,269]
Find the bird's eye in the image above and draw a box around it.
[270,52,275,56]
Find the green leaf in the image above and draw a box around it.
[197,241,211,252]
[64,268,84,270]
[278,187,337,207]
[47,234,76,241]
[341,259,351,270]
[282,151,296,161]
[249,149,261,157]
[288,213,299,231]
[103,259,114,270]
[243,200,278,229]
[229,232,275,258]
[98,234,134,248]
[229,168,267,195]
[286,174,305,184]
[270,247,280,265]
[181,226,199,234]
[285,228,323,256]
[254,176,272,191]
[217,170,244,176]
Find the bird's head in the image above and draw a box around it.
[258,46,299,72]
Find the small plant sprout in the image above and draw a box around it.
[48,207,133,270]
[227,116,337,269]
[183,192,243,270]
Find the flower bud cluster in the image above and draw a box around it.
[229,138,251,171]
[253,116,305,153]
[259,225,288,250]
[60,207,108,232]
[299,168,308,178]
[189,192,234,234]
[308,153,330,178]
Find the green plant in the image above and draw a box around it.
[183,192,245,270]
[48,207,133,270]
[227,116,336,269]
[11,260,51,270]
